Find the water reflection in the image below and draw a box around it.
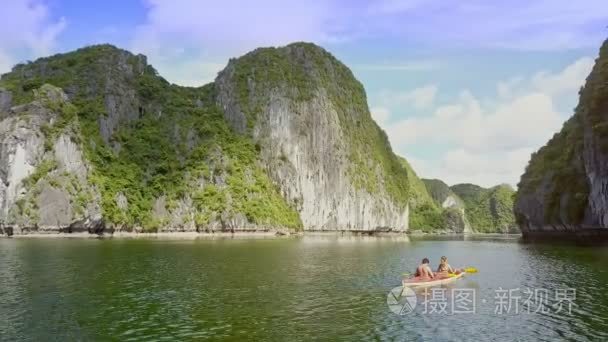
[300,232,411,244]
[0,236,606,341]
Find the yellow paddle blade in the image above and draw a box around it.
[464,267,478,273]
[447,273,458,277]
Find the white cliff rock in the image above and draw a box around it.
[0,88,11,114]
[216,43,409,231]
[255,91,407,230]
[0,105,48,220]
[0,85,100,233]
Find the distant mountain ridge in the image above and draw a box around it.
[451,183,518,233]
[423,179,465,210]
[399,171,516,233]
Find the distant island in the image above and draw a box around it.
[0,43,515,236]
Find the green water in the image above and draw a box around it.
[1,235,608,341]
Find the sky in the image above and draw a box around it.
[1,0,607,187]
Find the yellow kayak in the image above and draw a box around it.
[402,272,465,287]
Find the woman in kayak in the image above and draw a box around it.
[415,258,434,279]
[437,256,462,274]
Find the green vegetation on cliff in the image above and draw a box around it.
[6,42,514,233]
[451,184,517,233]
[422,179,464,209]
[227,43,410,207]
[0,45,302,230]
[451,184,486,205]
[516,116,588,223]
[514,41,608,225]
[399,158,444,231]
[581,41,608,149]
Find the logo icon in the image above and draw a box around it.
[387,286,417,315]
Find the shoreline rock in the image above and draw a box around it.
[0,226,522,239]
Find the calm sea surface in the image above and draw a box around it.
[1,235,607,341]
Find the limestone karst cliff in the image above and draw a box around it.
[421,179,470,233]
[515,39,608,239]
[0,43,412,234]
[0,85,101,233]
[398,159,445,232]
[215,43,409,230]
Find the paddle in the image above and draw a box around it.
[446,267,478,277]
[464,267,478,273]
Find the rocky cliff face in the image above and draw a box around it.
[423,179,465,210]
[0,43,411,234]
[422,179,471,233]
[0,45,302,234]
[419,178,517,233]
[215,43,408,231]
[515,39,608,238]
[0,85,101,234]
[396,160,446,232]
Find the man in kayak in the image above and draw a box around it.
[415,258,434,279]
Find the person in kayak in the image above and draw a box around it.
[437,256,462,274]
[415,258,434,279]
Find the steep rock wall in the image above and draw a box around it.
[216,43,409,231]
[0,85,101,234]
[515,40,608,238]
[421,178,472,233]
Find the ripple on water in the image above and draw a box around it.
[1,237,608,341]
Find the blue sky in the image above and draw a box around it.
[1,0,607,187]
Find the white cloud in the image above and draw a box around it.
[376,57,593,187]
[483,0,608,50]
[376,84,438,110]
[155,60,226,86]
[368,0,431,14]
[365,0,607,50]
[0,0,66,73]
[133,0,341,85]
[371,106,391,125]
[531,57,594,96]
[137,0,333,50]
[0,52,13,75]
[353,60,440,72]
[497,77,524,99]
[410,148,534,188]
[494,57,593,106]
[130,0,606,85]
